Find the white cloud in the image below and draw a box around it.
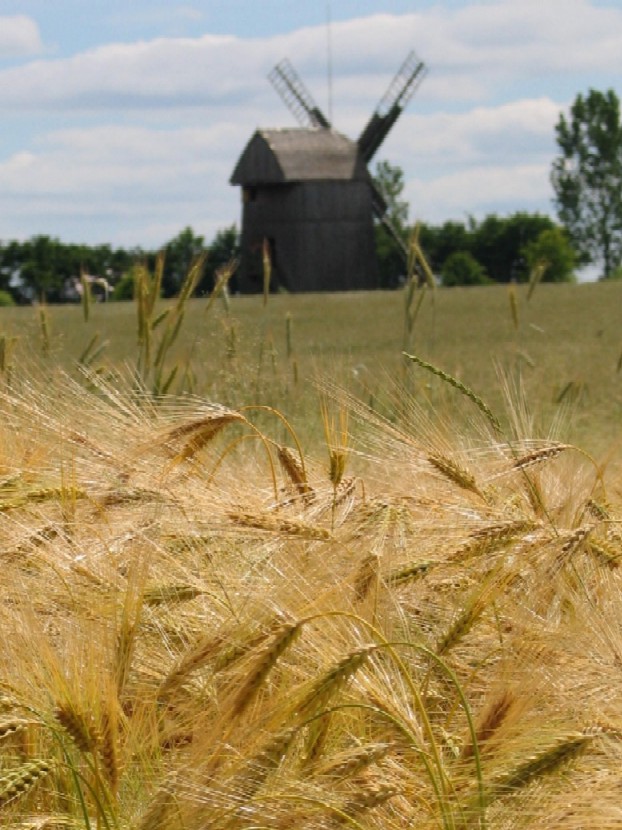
[0,16,42,58]
[0,1,619,244]
[407,163,552,224]
[0,1,619,113]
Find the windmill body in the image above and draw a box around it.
[230,53,425,293]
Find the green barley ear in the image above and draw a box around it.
[508,282,519,330]
[262,238,271,306]
[0,335,15,374]
[285,311,294,359]
[80,271,91,322]
[526,258,549,301]
[409,222,436,291]
[403,352,502,434]
[39,305,51,356]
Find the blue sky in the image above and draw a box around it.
[0,1,620,250]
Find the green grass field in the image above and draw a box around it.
[1,280,620,457]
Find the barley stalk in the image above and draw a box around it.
[409,224,436,291]
[80,271,91,323]
[99,696,120,793]
[559,524,594,559]
[38,306,51,357]
[333,476,358,507]
[508,282,519,330]
[454,519,537,560]
[526,258,549,301]
[143,584,203,605]
[340,779,398,820]
[238,726,298,796]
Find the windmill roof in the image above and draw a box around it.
[230,128,368,185]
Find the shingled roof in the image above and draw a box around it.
[230,128,369,185]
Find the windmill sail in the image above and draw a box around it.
[268,59,331,129]
[358,51,426,163]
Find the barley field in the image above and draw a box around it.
[0,277,621,828]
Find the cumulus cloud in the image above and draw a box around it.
[0,0,619,244]
[407,163,552,225]
[0,0,620,113]
[0,16,42,58]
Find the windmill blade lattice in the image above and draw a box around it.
[268,59,331,129]
[358,50,427,163]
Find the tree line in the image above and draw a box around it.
[0,86,620,304]
[0,226,239,305]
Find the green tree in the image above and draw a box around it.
[470,213,555,283]
[162,227,207,297]
[19,236,65,302]
[373,160,409,287]
[419,220,472,274]
[441,251,489,287]
[200,225,240,295]
[522,227,576,283]
[551,88,622,279]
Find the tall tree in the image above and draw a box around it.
[162,227,207,297]
[373,160,409,287]
[551,89,622,279]
[199,225,240,294]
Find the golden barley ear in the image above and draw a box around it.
[353,553,380,603]
[228,621,303,718]
[55,704,101,753]
[164,411,245,462]
[99,688,121,794]
[427,453,486,499]
[277,444,314,500]
[485,730,594,803]
[228,510,331,540]
[461,689,515,760]
[0,758,53,807]
[512,443,570,471]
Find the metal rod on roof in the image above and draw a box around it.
[326,1,334,125]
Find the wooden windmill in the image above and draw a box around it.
[230,51,426,292]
